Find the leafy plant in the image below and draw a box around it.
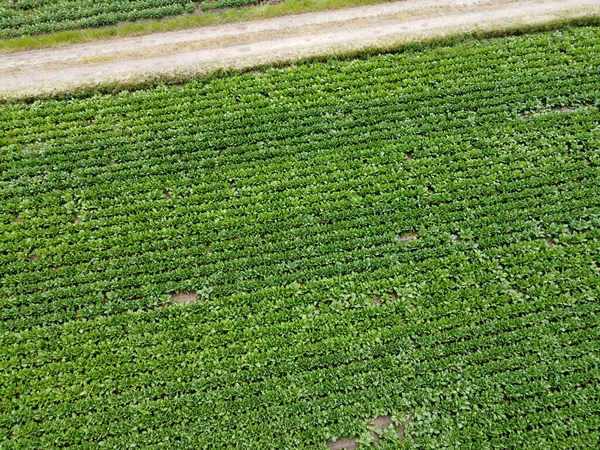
[1,26,600,449]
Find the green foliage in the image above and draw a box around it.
[0,0,404,54]
[0,0,272,39]
[1,27,600,448]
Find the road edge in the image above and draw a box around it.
[0,0,400,54]
[2,14,599,104]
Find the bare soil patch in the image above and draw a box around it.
[328,414,413,448]
[326,437,358,450]
[397,233,418,243]
[373,414,392,429]
[370,415,392,444]
[519,104,590,119]
[372,291,399,305]
[395,415,413,439]
[171,291,198,304]
[556,106,577,113]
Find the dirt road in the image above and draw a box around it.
[1,0,599,97]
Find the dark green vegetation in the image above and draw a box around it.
[0,0,268,39]
[2,26,600,449]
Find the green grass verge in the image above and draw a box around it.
[1,24,600,448]
[0,0,396,54]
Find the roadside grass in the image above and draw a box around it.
[0,0,398,54]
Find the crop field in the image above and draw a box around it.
[1,26,600,449]
[0,0,267,39]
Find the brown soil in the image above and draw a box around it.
[371,431,381,445]
[520,105,587,119]
[171,291,198,303]
[326,437,357,450]
[557,106,577,113]
[370,415,392,444]
[373,415,392,429]
[397,233,418,243]
[395,415,413,439]
[328,414,413,448]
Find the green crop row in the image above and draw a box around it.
[1,27,600,448]
[0,0,266,39]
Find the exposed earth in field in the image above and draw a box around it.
[1,0,599,96]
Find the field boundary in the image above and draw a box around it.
[2,14,599,105]
[0,0,400,54]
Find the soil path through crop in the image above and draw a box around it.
[1,0,599,96]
